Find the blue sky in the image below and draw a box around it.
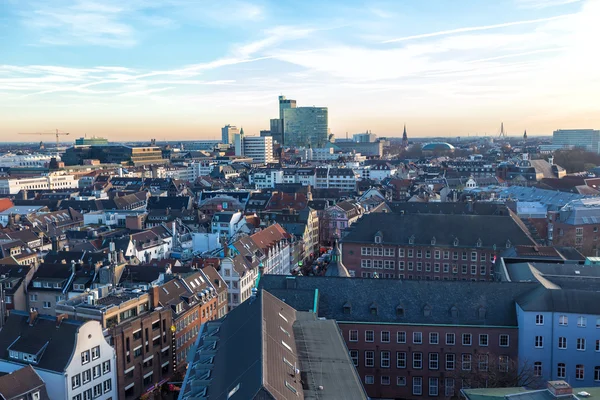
[0,0,598,141]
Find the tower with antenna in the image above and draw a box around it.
[498,122,507,139]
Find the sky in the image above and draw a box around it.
[1,0,599,141]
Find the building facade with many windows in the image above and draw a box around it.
[516,287,600,387]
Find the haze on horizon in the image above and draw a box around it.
[1,0,599,142]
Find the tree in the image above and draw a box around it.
[448,353,542,395]
[552,148,600,173]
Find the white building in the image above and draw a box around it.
[211,211,245,240]
[221,124,239,145]
[356,163,398,181]
[188,161,217,180]
[0,311,117,400]
[283,168,317,186]
[315,167,358,191]
[0,173,79,195]
[248,169,284,189]
[219,254,258,310]
[0,153,58,168]
[237,136,274,164]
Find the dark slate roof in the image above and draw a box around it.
[324,241,350,278]
[516,287,600,314]
[0,365,50,400]
[261,276,540,327]
[147,196,191,210]
[388,202,509,215]
[0,311,82,373]
[342,213,534,249]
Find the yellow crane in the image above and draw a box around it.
[18,129,70,151]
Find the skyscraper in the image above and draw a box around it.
[278,95,296,119]
[283,106,329,148]
[221,124,240,145]
[553,129,600,153]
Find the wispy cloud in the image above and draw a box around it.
[381,14,574,43]
[515,0,582,9]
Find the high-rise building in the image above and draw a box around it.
[553,129,600,153]
[278,95,296,119]
[221,124,240,145]
[240,136,274,163]
[284,106,329,148]
[74,136,109,146]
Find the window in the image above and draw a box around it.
[381,331,390,343]
[429,353,439,370]
[535,336,544,348]
[445,378,455,397]
[92,365,101,379]
[397,331,406,343]
[577,338,586,350]
[557,363,566,378]
[43,301,51,309]
[350,350,359,366]
[361,247,372,256]
[595,366,600,382]
[446,353,456,371]
[397,352,407,368]
[349,330,358,342]
[559,315,568,326]
[462,333,472,346]
[462,354,472,371]
[365,330,374,342]
[558,337,567,349]
[413,377,423,396]
[73,395,82,400]
[446,333,455,345]
[479,334,488,347]
[381,375,390,385]
[413,352,423,369]
[83,389,92,400]
[478,354,489,371]
[499,356,509,372]
[82,369,91,384]
[413,332,422,344]
[536,314,544,325]
[103,379,112,393]
[596,339,600,351]
[91,346,100,360]
[365,351,374,367]
[29,294,38,301]
[365,375,374,385]
[102,360,111,374]
[534,362,542,377]
[499,334,509,347]
[578,316,587,327]
[81,350,90,365]
[576,364,584,380]
[430,332,439,344]
[397,376,407,386]
[429,378,439,397]
[72,374,81,389]
[381,351,391,368]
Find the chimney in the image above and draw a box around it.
[28,308,38,326]
[56,313,68,327]
[71,260,76,275]
[51,236,59,253]
[118,249,125,264]
[151,286,160,309]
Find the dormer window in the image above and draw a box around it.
[396,305,404,317]
[409,235,415,245]
[343,302,352,314]
[476,238,482,248]
[453,237,459,246]
[478,307,486,319]
[431,237,436,245]
[423,304,432,317]
[450,306,459,318]
[506,239,512,248]
[374,231,382,244]
[370,303,378,316]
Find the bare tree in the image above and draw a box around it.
[448,353,542,394]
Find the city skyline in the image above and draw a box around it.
[1,0,599,141]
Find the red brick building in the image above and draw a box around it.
[260,275,538,400]
[340,212,535,280]
[547,199,600,256]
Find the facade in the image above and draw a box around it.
[248,169,284,189]
[0,173,79,195]
[0,153,57,168]
[240,135,274,163]
[548,198,600,256]
[341,212,535,280]
[179,290,367,400]
[0,311,117,400]
[62,144,167,166]
[553,129,600,153]
[0,365,50,400]
[260,276,536,400]
[221,124,239,145]
[210,211,244,240]
[75,136,109,146]
[516,287,600,387]
[322,200,364,245]
[219,253,259,310]
[0,264,35,315]
[283,106,329,148]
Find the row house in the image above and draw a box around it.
[548,197,600,257]
[248,168,284,189]
[341,212,535,280]
[321,199,364,245]
[55,286,173,399]
[0,310,117,400]
[0,264,35,315]
[259,208,319,258]
[260,276,537,400]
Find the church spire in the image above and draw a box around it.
[523,129,527,140]
[402,124,408,148]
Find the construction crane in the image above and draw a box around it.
[18,129,70,151]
